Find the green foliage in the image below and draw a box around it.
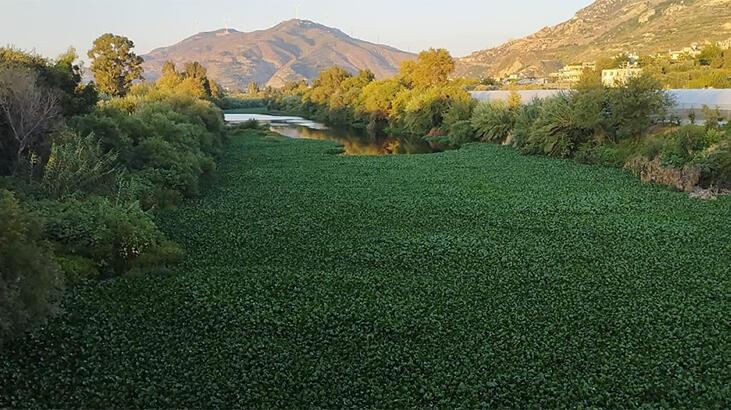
[471,101,516,143]
[447,120,476,145]
[0,47,98,117]
[442,98,476,130]
[603,75,672,140]
[634,125,731,188]
[146,60,225,101]
[87,33,144,97]
[36,196,182,278]
[70,94,225,208]
[1,132,729,407]
[642,48,731,89]
[511,99,542,149]
[42,130,119,199]
[695,143,731,188]
[400,48,455,88]
[217,96,267,110]
[523,94,589,157]
[0,189,62,345]
[266,49,470,138]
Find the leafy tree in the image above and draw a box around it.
[447,120,476,145]
[604,74,672,140]
[88,34,144,97]
[179,62,211,99]
[698,44,723,66]
[247,82,260,95]
[401,48,455,88]
[157,61,183,92]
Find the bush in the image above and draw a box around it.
[511,100,542,150]
[522,94,592,158]
[36,196,182,278]
[695,147,731,188]
[69,95,225,209]
[575,143,622,166]
[42,130,119,199]
[0,189,62,344]
[604,75,672,140]
[471,101,515,143]
[447,120,476,145]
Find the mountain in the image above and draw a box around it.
[456,0,731,79]
[141,19,416,89]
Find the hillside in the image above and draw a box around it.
[142,19,416,89]
[456,0,731,79]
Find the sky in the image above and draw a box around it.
[1,0,593,59]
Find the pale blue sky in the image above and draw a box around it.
[1,0,593,59]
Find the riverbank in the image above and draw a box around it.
[3,130,728,407]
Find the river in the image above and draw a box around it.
[225,113,437,155]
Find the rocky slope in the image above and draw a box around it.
[142,19,415,89]
[456,0,731,79]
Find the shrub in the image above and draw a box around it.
[42,130,119,199]
[37,196,182,278]
[442,99,476,131]
[575,143,622,166]
[702,105,722,130]
[604,75,672,140]
[522,94,592,158]
[471,101,515,143]
[694,138,731,188]
[511,99,542,150]
[447,120,476,146]
[0,189,62,344]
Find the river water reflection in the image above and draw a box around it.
[225,113,436,155]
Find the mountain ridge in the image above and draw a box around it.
[456,0,731,79]
[142,19,416,89]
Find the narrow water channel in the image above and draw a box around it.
[225,113,438,155]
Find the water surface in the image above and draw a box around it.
[225,113,436,155]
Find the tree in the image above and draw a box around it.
[88,34,143,97]
[698,44,723,66]
[157,61,182,92]
[401,48,455,88]
[0,47,97,116]
[605,74,671,140]
[247,82,260,95]
[178,62,211,99]
[0,65,61,175]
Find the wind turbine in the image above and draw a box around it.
[295,0,301,20]
[224,18,232,34]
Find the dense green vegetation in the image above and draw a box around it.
[1,130,729,407]
[0,37,227,344]
[467,76,731,190]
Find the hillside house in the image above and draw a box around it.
[602,67,644,87]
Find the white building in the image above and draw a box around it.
[602,67,644,87]
[552,62,596,85]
